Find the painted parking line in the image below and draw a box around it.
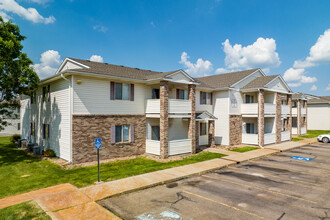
[203,175,318,204]
[229,167,329,189]
[183,190,271,220]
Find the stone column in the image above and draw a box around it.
[275,93,282,144]
[287,94,292,140]
[304,100,308,129]
[160,81,168,159]
[208,120,215,148]
[297,99,301,135]
[188,84,197,154]
[258,89,265,147]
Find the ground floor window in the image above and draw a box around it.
[115,125,130,142]
[30,122,35,136]
[246,123,254,134]
[151,126,160,140]
[292,117,297,127]
[200,123,207,136]
[43,124,50,139]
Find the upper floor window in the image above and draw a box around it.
[292,101,297,108]
[42,85,50,102]
[176,89,188,100]
[152,89,160,99]
[110,82,134,101]
[30,91,37,104]
[200,92,212,105]
[245,95,254,103]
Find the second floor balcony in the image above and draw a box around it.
[145,99,192,115]
[241,103,290,115]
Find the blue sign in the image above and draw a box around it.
[291,156,312,161]
[95,138,102,149]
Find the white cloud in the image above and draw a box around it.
[288,82,302,88]
[294,29,330,68]
[32,50,61,79]
[222,37,281,70]
[326,84,330,91]
[179,52,213,77]
[283,68,305,81]
[215,67,228,74]
[90,55,103,63]
[0,0,55,24]
[93,25,107,32]
[310,85,317,91]
[26,0,53,4]
[301,75,317,83]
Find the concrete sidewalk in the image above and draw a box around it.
[0,141,310,219]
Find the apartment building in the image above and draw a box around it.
[21,58,295,163]
[307,96,330,130]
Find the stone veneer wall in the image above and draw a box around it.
[297,100,301,135]
[188,85,197,154]
[275,93,282,144]
[160,81,169,159]
[287,94,292,140]
[304,100,308,129]
[229,115,242,146]
[72,114,146,164]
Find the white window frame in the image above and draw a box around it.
[115,125,130,143]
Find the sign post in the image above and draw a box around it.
[95,138,102,182]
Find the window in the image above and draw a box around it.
[43,124,50,139]
[115,125,130,143]
[151,126,160,141]
[152,89,160,99]
[246,123,254,134]
[30,122,35,136]
[30,91,37,104]
[177,89,188,100]
[42,85,50,102]
[200,92,212,105]
[245,95,254,103]
[292,101,297,108]
[18,123,20,130]
[292,118,297,127]
[200,123,207,136]
[115,83,130,100]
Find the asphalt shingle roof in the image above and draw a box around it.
[308,96,330,104]
[68,58,179,80]
[241,75,278,90]
[195,68,259,89]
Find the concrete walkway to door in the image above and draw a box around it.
[0,141,308,219]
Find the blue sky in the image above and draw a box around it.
[1,0,330,95]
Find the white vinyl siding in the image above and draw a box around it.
[307,104,330,130]
[213,90,229,145]
[73,76,148,114]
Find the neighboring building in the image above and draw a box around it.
[307,96,330,130]
[0,107,20,136]
[20,58,294,163]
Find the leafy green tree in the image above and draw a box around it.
[0,16,39,131]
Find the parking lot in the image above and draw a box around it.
[99,143,330,220]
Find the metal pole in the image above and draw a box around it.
[97,148,100,182]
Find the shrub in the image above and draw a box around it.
[44,149,56,157]
[10,134,21,143]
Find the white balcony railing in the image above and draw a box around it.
[241,103,258,114]
[281,105,290,115]
[301,127,307,134]
[145,99,191,114]
[264,133,276,145]
[281,131,290,141]
[301,107,306,115]
[292,107,297,115]
[264,103,276,115]
[292,127,298,134]
[146,139,191,156]
[242,133,258,145]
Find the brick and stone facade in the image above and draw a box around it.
[287,94,292,140]
[188,85,197,154]
[208,120,215,147]
[297,100,301,135]
[229,115,242,146]
[275,93,282,144]
[160,81,169,159]
[72,114,146,164]
[258,89,265,147]
[304,100,307,129]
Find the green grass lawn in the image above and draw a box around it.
[299,130,330,139]
[0,136,226,199]
[292,137,303,142]
[229,146,259,153]
[0,200,50,220]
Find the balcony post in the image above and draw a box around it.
[297,99,301,135]
[188,84,197,154]
[275,93,281,144]
[287,94,292,140]
[208,120,215,147]
[304,100,308,130]
[258,89,264,147]
[160,81,168,159]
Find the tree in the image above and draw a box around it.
[0,16,39,131]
